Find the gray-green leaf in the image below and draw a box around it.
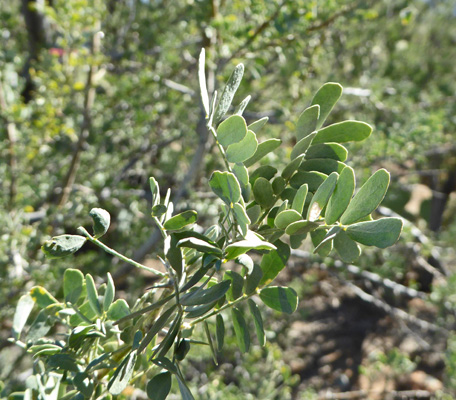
[147,372,172,400]
[231,307,250,353]
[325,166,355,225]
[42,235,86,259]
[346,218,403,248]
[244,139,281,168]
[226,130,258,163]
[89,208,110,238]
[311,82,343,129]
[163,210,197,230]
[248,299,265,346]
[214,63,244,123]
[259,286,298,314]
[296,104,320,141]
[64,268,84,304]
[340,169,390,225]
[313,121,372,144]
[209,171,241,206]
[307,172,338,221]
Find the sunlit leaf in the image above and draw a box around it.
[42,235,86,259]
[346,218,403,248]
[307,172,338,221]
[259,240,290,285]
[306,143,348,161]
[296,104,319,141]
[214,63,244,123]
[334,230,361,263]
[325,166,355,224]
[313,121,372,144]
[12,294,34,340]
[290,132,316,160]
[163,210,197,230]
[85,274,102,316]
[340,169,390,225]
[89,208,110,238]
[209,171,241,205]
[244,138,281,167]
[311,82,343,129]
[64,268,84,304]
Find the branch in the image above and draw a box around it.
[0,80,18,209]
[319,389,432,400]
[57,28,102,207]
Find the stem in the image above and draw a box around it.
[208,125,232,173]
[152,216,167,239]
[190,291,256,327]
[67,302,93,324]
[78,227,166,277]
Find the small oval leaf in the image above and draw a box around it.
[164,210,197,231]
[313,120,372,144]
[231,307,250,353]
[244,138,281,167]
[296,104,320,141]
[259,286,298,314]
[253,177,275,208]
[307,172,338,221]
[340,169,390,225]
[346,218,403,248]
[311,82,343,129]
[147,372,172,400]
[42,235,86,259]
[89,208,110,238]
[325,166,355,225]
[226,130,258,163]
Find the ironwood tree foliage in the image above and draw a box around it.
[12,51,402,399]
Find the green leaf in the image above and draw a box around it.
[248,116,269,133]
[138,305,177,353]
[259,287,298,314]
[313,226,341,254]
[176,376,195,400]
[285,220,319,236]
[147,372,172,400]
[306,143,348,161]
[232,163,249,187]
[253,177,275,208]
[103,272,115,312]
[108,350,138,395]
[340,169,390,225]
[311,82,343,129]
[235,95,251,115]
[226,130,258,163]
[216,314,225,352]
[259,240,290,285]
[224,230,276,260]
[300,159,346,175]
[155,313,182,359]
[12,294,34,340]
[250,165,277,184]
[181,280,231,306]
[244,264,263,295]
[290,132,316,160]
[47,354,79,372]
[346,218,403,248]
[311,228,333,256]
[334,230,361,263]
[313,120,373,145]
[198,49,210,117]
[89,208,110,238]
[185,302,217,319]
[291,184,308,214]
[224,271,244,301]
[290,171,328,192]
[274,209,302,230]
[244,139,281,167]
[177,237,223,257]
[214,63,244,123]
[149,177,160,207]
[63,268,84,304]
[231,307,250,353]
[85,274,102,316]
[209,171,241,205]
[325,166,355,225]
[175,338,191,361]
[248,299,265,346]
[107,299,130,321]
[73,373,94,398]
[30,286,58,309]
[203,321,218,365]
[233,203,251,237]
[296,104,320,141]
[42,235,86,259]
[307,172,338,221]
[290,232,309,249]
[152,204,167,218]
[165,235,183,279]
[163,210,197,230]
[281,154,304,180]
[246,204,261,225]
[216,115,247,147]
[272,177,286,196]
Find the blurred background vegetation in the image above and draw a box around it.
[1,0,455,398]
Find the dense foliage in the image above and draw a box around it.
[1,0,455,399]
